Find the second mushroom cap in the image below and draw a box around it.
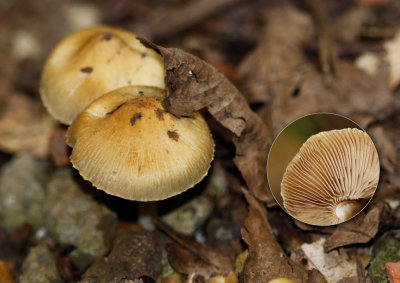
[40,26,165,125]
[66,86,214,201]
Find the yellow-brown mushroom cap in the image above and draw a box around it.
[40,26,165,124]
[281,128,379,226]
[66,86,214,201]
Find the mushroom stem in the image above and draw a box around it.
[335,200,363,221]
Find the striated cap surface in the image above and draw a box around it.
[41,26,165,124]
[66,86,214,201]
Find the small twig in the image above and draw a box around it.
[303,0,337,83]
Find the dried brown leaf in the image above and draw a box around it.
[49,126,69,167]
[238,5,315,105]
[324,203,385,252]
[154,218,234,279]
[167,243,218,280]
[369,125,398,173]
[142,40,272,203]
[241,189,325,282]
[0,261,14,283]
[0,92,55,157]
[238,5,396,134]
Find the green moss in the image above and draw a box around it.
[368,237,400,283]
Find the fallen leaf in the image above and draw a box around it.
[357,0,389,6]
[369,125,398,173]
[0,92,55,157]
[154,218,234,280]
[142,40,273,203]
[238,5,314,105]
[0,261,14,283]
[167,243,220,280]
[238,5,395,134]
[49,126,70,167]
[302,238,357,283]
[241,189,325,282]
[324,203,384,252]
[334,6,372,43]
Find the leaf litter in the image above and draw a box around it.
[0,0,400,282]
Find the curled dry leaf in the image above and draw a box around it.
[0,92,55,158]
[241,189,325,282]
[142,40,272,203]
[324,202,385,252]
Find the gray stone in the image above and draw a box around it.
[161,195,213,236]
[0,153,47,230]
[19,244,63,283]
[45,169,117,270]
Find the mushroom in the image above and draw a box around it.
[40,26,165,125]
[281,128,379,226]
[66,86,214,201]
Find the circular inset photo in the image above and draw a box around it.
[267,113,380,226]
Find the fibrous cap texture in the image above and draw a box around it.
[66,86,214,201]
[40,26,165,124]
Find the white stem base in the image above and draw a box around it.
[335,200,363,221]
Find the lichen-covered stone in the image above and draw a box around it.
[0,154,47,230]
[19,245,63,283]
[368,237,400,283]
[161,195,213,235]
[206,218,241,247]
[154,230,175,280]
[45,169,117,269]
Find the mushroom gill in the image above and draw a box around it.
[281,128,379,226]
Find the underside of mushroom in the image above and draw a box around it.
[281,128,379,226]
